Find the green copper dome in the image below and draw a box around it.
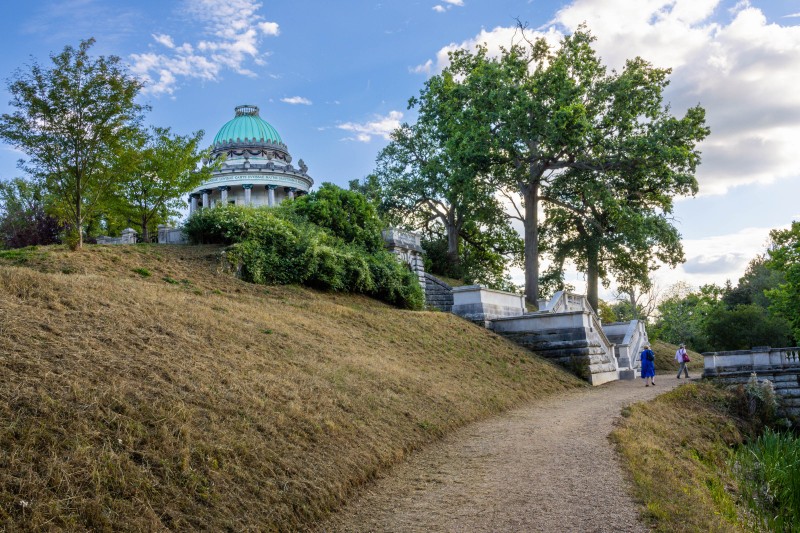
[213,105,283,146]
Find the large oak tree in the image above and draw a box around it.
[444,27,708,306]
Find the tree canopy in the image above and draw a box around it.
[438,26,708,306]
[374,68,520,286]
[765,221,800,341]
[114,126,210,242]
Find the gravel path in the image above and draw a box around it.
[318,374,686,532]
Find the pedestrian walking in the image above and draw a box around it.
[675,343,690,379]
[641,343,656,386]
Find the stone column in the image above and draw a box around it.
[286,187,296,200]
[219,185,230,205]
[189,194,198,214]
[243,184,253,205]
[267,185,277,207]
[202,189,211,209]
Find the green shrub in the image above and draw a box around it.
[184,205,423,309]
[286,183,385,253]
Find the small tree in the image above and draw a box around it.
[0,38,145,248]
[115,126,210,242]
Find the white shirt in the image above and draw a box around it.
[675,348,687,362]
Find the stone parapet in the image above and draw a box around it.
[451,285,526,324]
[703,347,800,418]
[157,225,188,244]
[96,228,137,245]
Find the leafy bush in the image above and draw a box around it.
[185,205,423,309]
[286,183,385,253]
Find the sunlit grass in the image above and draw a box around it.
[612,382,749,532]
[0,244,584,531]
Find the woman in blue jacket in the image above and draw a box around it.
[640,344,656,386]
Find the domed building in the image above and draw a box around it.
[188,104,313,212]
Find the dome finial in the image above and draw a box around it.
[235,104,260,117]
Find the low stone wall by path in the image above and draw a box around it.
[703,347,800,418]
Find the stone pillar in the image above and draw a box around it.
[243,184,253,205]
[286,187,296,200]
[189,194,198,214]
[382,228,426,291]
[219,185,230,205]
[267,185,277,207]
[202,189,211,209]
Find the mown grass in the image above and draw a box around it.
[0,244,584,531]
[612,381,750,532]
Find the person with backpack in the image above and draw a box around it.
[675,343,690,379]
[641,343,656,386]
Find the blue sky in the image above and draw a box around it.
[1,0,799,296]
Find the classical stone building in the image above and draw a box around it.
[188,104,314,212]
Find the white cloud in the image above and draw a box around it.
[337,111,403,142]
[281,96,312,105]
[652,225,780,290]
[415,1,800,196]
[433,0,464,13]
[410,59,433,75]
[785,12,800,18]
[130,0,280,95]
[152,33,175,49]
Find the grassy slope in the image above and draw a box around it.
[612,381,750,532]
[0,244,584,531]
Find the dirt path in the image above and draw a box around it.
[319,374,687,532]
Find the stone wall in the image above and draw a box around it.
[382,228,425,290]
[451,285,526,325]
[157,225,188,244]
[96,228,137,245]
[490,310,619,386]
[424,274,453,312]
[703,347,800,418]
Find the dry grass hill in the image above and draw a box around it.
[0,244,584,531]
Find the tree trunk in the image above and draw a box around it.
[522,182,539,307]
[75,190,83,249]
[141,214,149,243]
[445,213,460,277]
[586,241,600,314]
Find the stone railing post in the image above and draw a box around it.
[381,228,425,292]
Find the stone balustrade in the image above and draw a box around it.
[703,347,800,418]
